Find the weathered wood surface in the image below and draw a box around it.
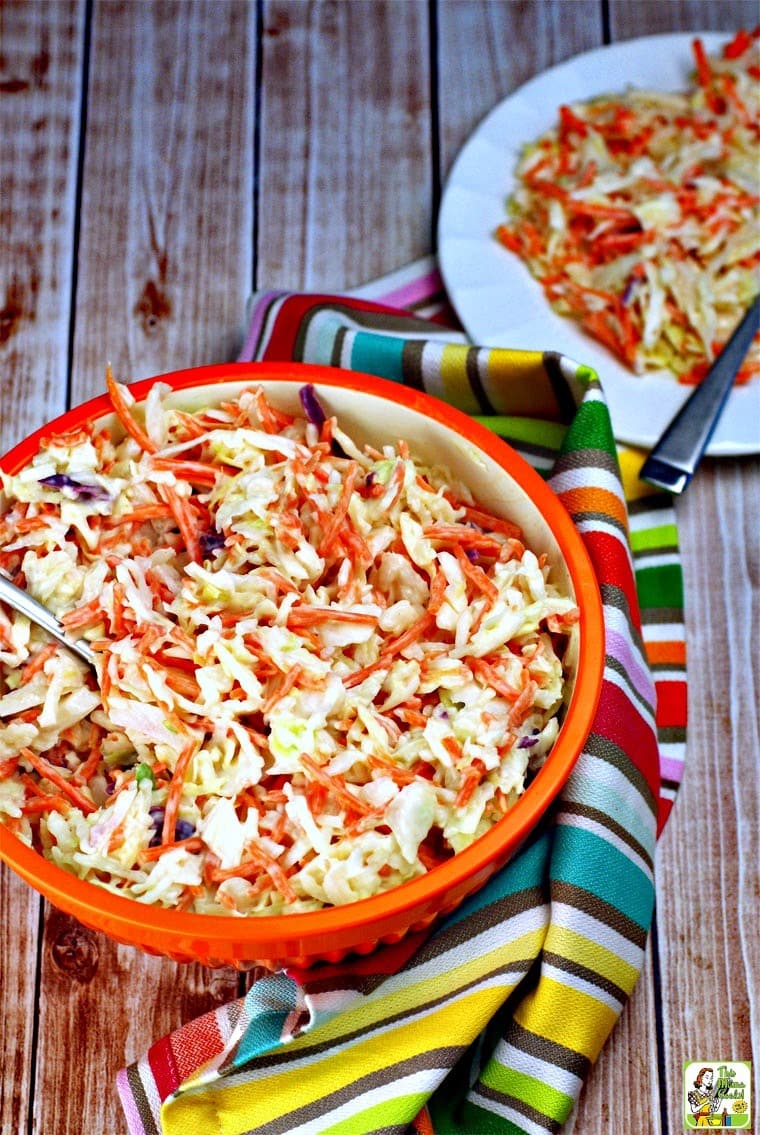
[1,2,756,1132]
[1,5,86,1131]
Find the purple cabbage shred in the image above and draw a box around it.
[39,473,110,501]
[148,807,164,845]
[621,275,638,305]
[200,529,226,556]
[299,384,326,428]
[299,384,349,457]
[148,806,195,846]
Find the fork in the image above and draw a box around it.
[0,570,96,667]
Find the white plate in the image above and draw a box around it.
[437,33,760,456]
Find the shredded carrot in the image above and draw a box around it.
[157,483,202,563]
[108,580,127,636]
[20,748,96,815]
[468,656,520,701]
[10,515,51,534]
[454,544,499,605]
[546,606,580,632]
[210,844,297,902]
[149,457,228,486]
[15,705,42,723]
[172,410,209,440]
[398,706,428,729]
[508,680,539,728]
[0,756,20,779]
[252,387,295,434]
[105,503,174,527]
[723,28,754,59]
[559,103,588,139]
[455,759,487,808]
[304,779,328,815]
[442,735,463,763]
[692,36,719,109]
[105,363,157,453]
[20,772,47,798]
[60,598,103,630]
[499,538,525,562]
[107,819,127,852]
[423,524,503,556]
[176,886,202,910]
[261,664,303,715]
[427,570,447,616]
[139,836,204,863]
[460,505,523,539]
[286,606,378,627]
[21,796,68,815]
[382,459,407,510]
[72,723,104,785]
[161,739,198,845]
[367,753,416,786]
[300,753,374,816]
[203,850,221,888]
[256,567,300,595]
[268,811,288,843]
[318,461,359,556]
[380,612,436,662]
[158,664,202,700]
[20,642,58,682]
[337,526,373,570]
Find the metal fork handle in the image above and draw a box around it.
[640,294,760,494]
[0,571,97,667]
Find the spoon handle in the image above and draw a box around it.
[0,571,96,667]
[640,294,760,494]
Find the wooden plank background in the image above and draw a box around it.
[1,2,757,1133]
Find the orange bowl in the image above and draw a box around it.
[0,362,604,968]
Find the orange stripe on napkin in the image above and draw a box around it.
[645,640,687,667]
[559,485,629,530]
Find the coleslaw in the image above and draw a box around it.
[0,376,578,916]
[497,29,760,385]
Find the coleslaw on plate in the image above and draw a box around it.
[0,377,578,916]
[496,29,760,385]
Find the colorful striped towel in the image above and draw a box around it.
[118,258,686,1135]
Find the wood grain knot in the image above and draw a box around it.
[264,11,290,36]
[0,45,49,94]
[134,279,171,334]
[50,923,100,983]
[0,77,31,94]
[0,280,28,345]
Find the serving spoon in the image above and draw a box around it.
[0,570,97,667]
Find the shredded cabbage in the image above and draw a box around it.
[497,31,760,385]
[0,380,578,915]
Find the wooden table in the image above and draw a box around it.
[1,3,757,1132]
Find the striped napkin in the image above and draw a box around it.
[118,258,686,1135]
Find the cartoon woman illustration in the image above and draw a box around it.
[688,1067,723,1127]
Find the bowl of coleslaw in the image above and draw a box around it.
[0,362,604,968]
